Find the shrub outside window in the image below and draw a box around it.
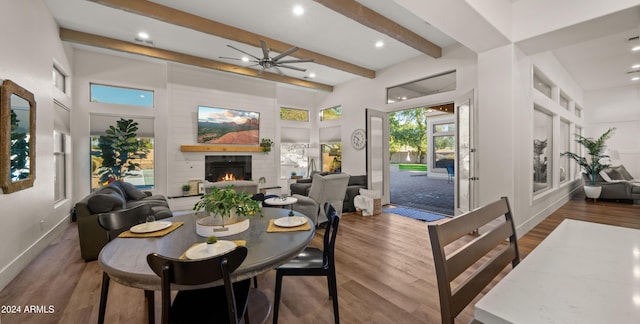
[280,107,309,122]
[320,106,342,121]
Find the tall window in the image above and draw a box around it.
[53,65,66,93]
[533,70,553,99]
[321,143,342,172]
[387,70,456,103]
[54,131,67,202]
[559,120,570,183]
[90,115,155,190]
[574,126,583,178]
[320,106,342,121]
[280,144,309,179]
[433,122,455,169]
[90,83,154,108]
[533,107,552,193]
[280,107,309,121]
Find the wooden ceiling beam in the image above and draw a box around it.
[60,28,333,92]
[88,0,375,79]
[312,0,442,59]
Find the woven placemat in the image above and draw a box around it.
[179,240,247,260]
[266,218,311,232]
[118,222,184,238]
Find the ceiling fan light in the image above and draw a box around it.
[241,57,249,62]
[308,72,316,78]
[137,32,149,39]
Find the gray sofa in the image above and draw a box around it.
[290,171,367,212]
[75,181,172,261]
[586,165,640,202]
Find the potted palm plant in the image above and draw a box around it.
[193,185,261,234]
[260,138,273,152]
[561,128,615,200]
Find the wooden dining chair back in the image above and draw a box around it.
[97,204,153,241]
[96,203,154,324]
[273,202,341,324]
[428,197,520,324]
[147,246,250,324]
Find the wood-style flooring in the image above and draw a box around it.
[0,195,638,323]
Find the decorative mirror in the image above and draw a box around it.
[1,80,36,194]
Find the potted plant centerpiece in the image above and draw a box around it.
[181,184,191,196]
[561,128,615,200]
[193,185,261,236]
[260,138,274,152]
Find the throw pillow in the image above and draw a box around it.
[87,191,126,214]
[613,165,634,181]
[119,181,148,200]
[599,170,613,182]
[606,168,625,181]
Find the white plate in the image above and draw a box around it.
[185,241,237,260]
[130,221,172,234]
[274,216,307,228]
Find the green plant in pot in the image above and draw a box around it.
[94,118,150,184]
[561,128,615,200]
[193,185,262,229]
[181,184,191,196]
[260,138,273,152]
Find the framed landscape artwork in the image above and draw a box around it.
[197,106,260,144]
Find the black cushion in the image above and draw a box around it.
[87,190,126,214]
[112,181,148,200]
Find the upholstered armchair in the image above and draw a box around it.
[292,173,350,226]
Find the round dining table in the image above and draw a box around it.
[98,207,315,322]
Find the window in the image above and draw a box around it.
[53,66,66,93]
[559,93,570,110]
[280,107,309,122]
[54,131,67,202]
[320,105,342,121]
[533,107,552,193]
[574,105,582,118]
[321,143,342,172]
[90,115,155,190]
[574,126,583,178]
[280,143,309,179]
[533,70,553,99]
[90,83,154,108]
[433,122,455,169]
[559,120,570,183]
[387,70,456,103]
[434,123,455,133]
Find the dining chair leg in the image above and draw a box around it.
[329,271,339,324]
[98,272,110,324]
[273,272,283,324]
[144,290,154,324]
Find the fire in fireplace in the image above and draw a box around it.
[205,155,252,182]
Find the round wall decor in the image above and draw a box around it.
[351,128,366,150]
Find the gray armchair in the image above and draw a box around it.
[292,173,350,226]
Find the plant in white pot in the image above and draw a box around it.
[193,185,261,233]
[561,128,615,200]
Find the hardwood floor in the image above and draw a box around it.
[1,196,638,324]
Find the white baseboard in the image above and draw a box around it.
[0,216,70,291]
[516,186,581,238]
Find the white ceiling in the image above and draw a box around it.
[43,0,640,92]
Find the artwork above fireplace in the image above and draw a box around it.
[205,155,252,182]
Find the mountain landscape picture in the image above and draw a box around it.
[197,106,260,144]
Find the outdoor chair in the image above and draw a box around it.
[428,197,520,324]
[273,203,341,324]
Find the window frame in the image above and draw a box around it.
[89,83,155,108]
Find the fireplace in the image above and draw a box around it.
[205,155,252,182]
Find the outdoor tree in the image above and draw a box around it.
[94,118,150,184]
[389,108,427,163]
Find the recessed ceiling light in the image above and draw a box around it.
[293,5,304,16]
[137,32,149,39]
[632,64,640,69]
[375,40,384,48]
[633,45,640,52]
[241,57,249,62]
[632,76,640,81]
[308,72,316,78]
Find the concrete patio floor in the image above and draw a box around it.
[389,166,454,216]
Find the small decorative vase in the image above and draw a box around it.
[584,185,602,201]
[206,243,215,253]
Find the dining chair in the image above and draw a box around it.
[146,246,251,324]
[273,202,341,324]
[428,196,520,324]
[96,204,155,324]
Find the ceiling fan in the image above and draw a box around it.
[220,40,313,76]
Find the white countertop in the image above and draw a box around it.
[475,219,640,324]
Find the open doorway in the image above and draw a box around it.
[389,103,455,215]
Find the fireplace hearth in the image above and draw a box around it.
[205,155,252,182]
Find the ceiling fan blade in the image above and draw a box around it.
[278,64,307,72]
[273,67,285,76]
[272,46,300,61]
[276,59,314,64]
[260,40,270,59]
[227,45,261,60]
[219,56,245,61]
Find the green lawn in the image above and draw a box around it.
[397,164,427,171]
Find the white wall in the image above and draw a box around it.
[585,86,640,178]
[0,0,73,290]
